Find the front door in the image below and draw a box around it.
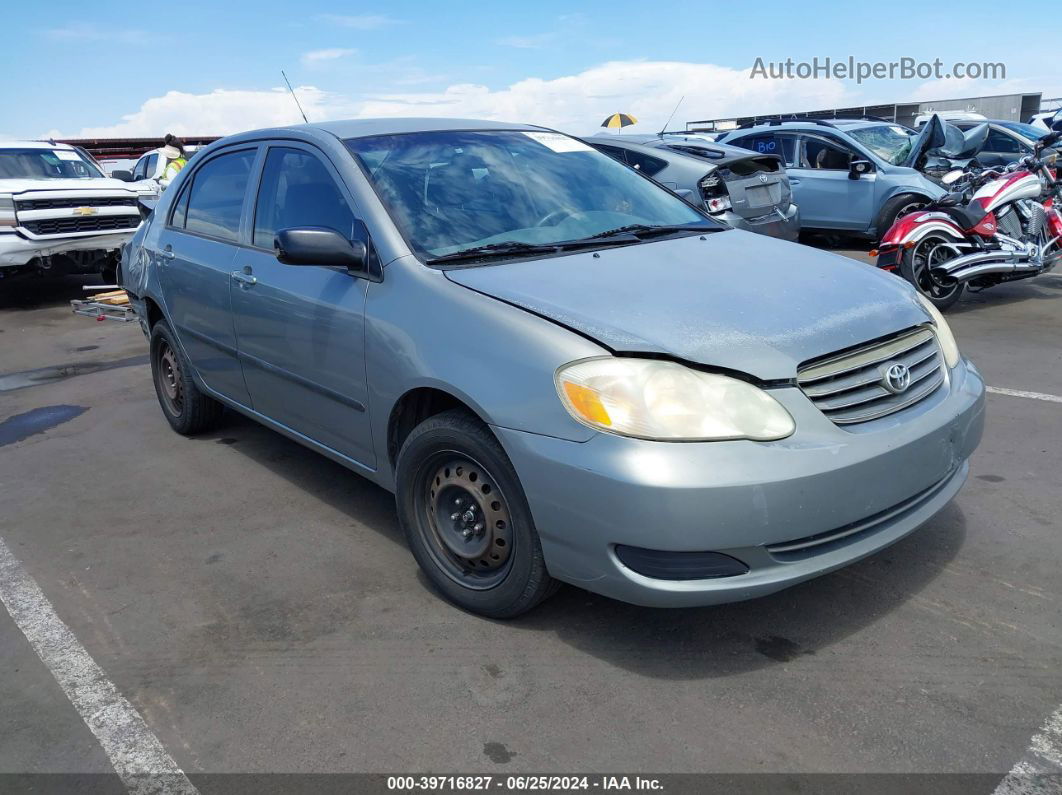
[155,146,258,406]
[231,144,375,468]
[788,134,876,231]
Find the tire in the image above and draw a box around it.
[396,409,558,618]
[899,234,965,311]
[149,320,224,435]
[876,193,929,239]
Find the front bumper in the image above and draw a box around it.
[496,359,984,608]
[721,203,800,241]
[0,231,135,268]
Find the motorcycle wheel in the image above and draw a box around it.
[900,234,964,311]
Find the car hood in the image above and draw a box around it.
[0,177,137,194]
[445,230,928,380]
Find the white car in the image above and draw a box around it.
[1029,109,1062,131]
[0,141,142,282]
[913,110,987,126]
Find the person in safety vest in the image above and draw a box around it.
[158,134,187,190]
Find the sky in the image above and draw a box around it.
[1,0,1059,140]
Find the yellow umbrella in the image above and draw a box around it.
[601,113,638,132]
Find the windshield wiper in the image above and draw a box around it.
[569,223,718,243]
[426,241,560,265]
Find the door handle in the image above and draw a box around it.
[160,245,175,260]
[789,178,801,185]
[231,269,257,287]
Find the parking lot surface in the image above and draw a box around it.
[1,258,1061,785]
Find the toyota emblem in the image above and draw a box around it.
[881,362,911,394]
[758,173,769,184]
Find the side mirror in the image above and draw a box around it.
[275,227,367,272]
[848,159,873,180]
[112,170,133,182]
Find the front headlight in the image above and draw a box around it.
[555,358,795,441]
[915,293,961,368]
[0,194,15,230]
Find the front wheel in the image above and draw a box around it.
[395,409,558,618]
[900,234,965,311]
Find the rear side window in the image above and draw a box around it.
[184,149,255,242]
[252,148,356,249]
[623,149,668,177]
[730,134,796,167]
[984,131,1022,153]
[170,182,191,228]
[590,143,629,165]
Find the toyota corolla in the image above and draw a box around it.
[122,118,985,617]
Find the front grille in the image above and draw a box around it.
[15,197,137,210]
[22,216,139,236]
[766,468,956,561]
[797,327,944,425]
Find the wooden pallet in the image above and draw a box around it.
[71,290,137,322]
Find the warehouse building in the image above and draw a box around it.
[686,92,1048,132]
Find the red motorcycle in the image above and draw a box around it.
[874,126,1062,309]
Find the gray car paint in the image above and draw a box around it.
[123,117,985,608]
[585,134,801,240]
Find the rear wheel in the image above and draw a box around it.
[149,320,224,435]
[900,234,964,311]
[396,409,558,618]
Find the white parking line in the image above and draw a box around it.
[987,386,1062,404]
[995,705,1062,794]
[0,537,199,795]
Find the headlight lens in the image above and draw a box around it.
[556,358,795,441]
[0,194,15,230]
[915,293,961,368]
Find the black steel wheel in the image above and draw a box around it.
[149,320,224,435]
[396,409,558,617]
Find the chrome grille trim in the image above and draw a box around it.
[797,327,945,425]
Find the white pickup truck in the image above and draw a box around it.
[0,140,144,283]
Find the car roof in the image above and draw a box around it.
[585,132,774,162]
[724,119,886,135]
[310,118,550,139]
[0,140,75,150]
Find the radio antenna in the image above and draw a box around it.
[281,70,309,124]
[659,95,685,136]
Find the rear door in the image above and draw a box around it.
[155,146,258,406]
[717,155,789,221]
[230,143,375,467]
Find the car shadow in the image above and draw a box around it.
[196,411,966,681]
[0,274,111,311]
[949,273,1062,314]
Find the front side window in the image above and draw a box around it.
[803,136,853,170]
[345,130,713,258]
[183,149,255,242]
[133,156,149,180]
[984,130,1022,154]
[253,148,356,249]
[0,148,105,179]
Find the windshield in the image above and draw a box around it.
[345,130,716,259]
[0,148,105,179]
[847,125,915,165]
[997,121,1055,143]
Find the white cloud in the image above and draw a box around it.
[315,13,399,29]
[56,87,341,138]
[302,48,356,65]
[44,23,152,45]
[356,60,851,134]
[496,33,558,49]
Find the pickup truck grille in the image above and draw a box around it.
[797,327,944,425]
[22,216,140,236]
[15,197,137,211]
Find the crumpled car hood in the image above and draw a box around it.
[445,230,928,381]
